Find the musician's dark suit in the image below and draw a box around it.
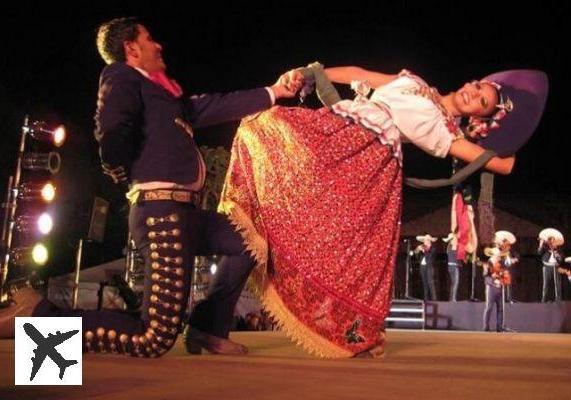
[482,259,505,332]
[415,246,437,301]
[37,62,274,357]
[538,244,563,302]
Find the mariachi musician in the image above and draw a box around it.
[414,234,438,301]
[482,247,511,332]
[538,228,564,303]
[493,230,519,303]
[443,232,460,302]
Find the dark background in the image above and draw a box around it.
[0,1,568,276]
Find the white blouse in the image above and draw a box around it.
[331,71,459,164]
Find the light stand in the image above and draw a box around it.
[1,116,65,303]
[71,239,84,309]
[1,117,31,301]
[469,258,481,302]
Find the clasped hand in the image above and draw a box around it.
[271,69,305,99]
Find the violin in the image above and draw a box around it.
[477,257,511,286]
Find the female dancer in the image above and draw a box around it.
[219,64,545,358]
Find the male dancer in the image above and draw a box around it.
[0,17,302,357]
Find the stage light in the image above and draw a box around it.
[31,243,48,265]
[15,212,54,235]
[37,213,53,235]
[24,121,66,147]
[41,183,56,202]
[10,243,49,266]
[52,125,66,147]
[17,182,56,202]
[22,151,61,174]
[210,263,217,275]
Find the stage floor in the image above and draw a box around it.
[1,330,569,399]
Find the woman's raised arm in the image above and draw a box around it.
[449,138,515,175]
[324,66,398,87]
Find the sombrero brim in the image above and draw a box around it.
[416,235,437,242]
[539,228,564,246]
[494,230,516,245]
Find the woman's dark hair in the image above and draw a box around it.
[96,17,140,65]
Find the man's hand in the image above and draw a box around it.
[271,69,305,99]
[102,163,128,184]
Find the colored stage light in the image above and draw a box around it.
[37,213,53,235]
[10,243,49,266]
[31,243,48,265]
[18,182,56,202]
[41,182,56,202]
[52,125,66,147]
[25,121,67,147]
[15,212,54,235]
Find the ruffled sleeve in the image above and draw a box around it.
[390,96,454,158]
[370,73,457,158]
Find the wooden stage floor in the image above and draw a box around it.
[1,330,569,399]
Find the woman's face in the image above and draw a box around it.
[453,80,499,117]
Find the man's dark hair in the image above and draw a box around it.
[96,17,140,65]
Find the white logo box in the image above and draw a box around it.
[15,317,82,386]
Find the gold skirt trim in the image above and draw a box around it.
[219,200,353,358]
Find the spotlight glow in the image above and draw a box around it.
[41,182,56,202]
[210,263,217,275]
[53,125,66,147]
[37,213,53,235]
[31,243,49,265]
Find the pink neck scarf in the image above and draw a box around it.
[148,70,183,98]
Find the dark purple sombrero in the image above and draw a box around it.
[478,70,549,156]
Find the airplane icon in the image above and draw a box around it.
[23,322,79,381]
